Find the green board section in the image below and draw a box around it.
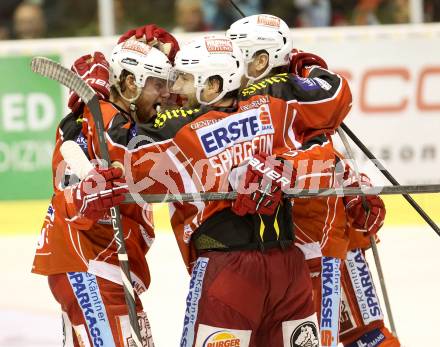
[0,55,62,200]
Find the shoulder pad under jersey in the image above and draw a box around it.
[239,70,342,103]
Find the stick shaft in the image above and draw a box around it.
[31,57,142,345]
[121,184,440,204]
[340,122,440,236]
[338,127,398,337]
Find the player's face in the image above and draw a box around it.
[171,72,198,107]
[136,77,170,122]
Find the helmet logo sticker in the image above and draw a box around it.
[121,57,139,66]
[205,38,233,54]
[257,15,281,28]
[122,40,151,55]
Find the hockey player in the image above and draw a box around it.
[226,13,400,347]
[32,39,175,346]
[101,33,352,346]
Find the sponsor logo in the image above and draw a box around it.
[241,73,289,97]
[190,119,221,130]
[355,328,386,347]
[314,77,332,91]
[290,322,319,347]
[239,95,269,112]
[122,40,151,55]
[181,258,209,347]
[67,272,115,347]
[257,15,280,28]
[248,156,290,187]
[205,38,233,53]
[320,257,341,347]
[197,107,274,157]
[203,331,241,347]
[154,108,200,128]
[121,57,139,66]
[346,250,383,325]
[293,76,321,91]
[75,133,88,152]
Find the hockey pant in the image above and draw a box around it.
[340,249,400,346]
[48,272,154,347]
[180,244,320,347]
[308,251,400,347]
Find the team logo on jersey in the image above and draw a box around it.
[290,322,319,347]
[205,38,233,53]
[196,106,274,157]
[257,15,281,28]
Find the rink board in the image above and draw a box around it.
[1,194,439,235]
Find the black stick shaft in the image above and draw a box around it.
[88,97,142,345]
[340,122,440,236]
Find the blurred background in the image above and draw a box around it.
[0,0,439,346]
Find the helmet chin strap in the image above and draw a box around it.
[115,84,142,121]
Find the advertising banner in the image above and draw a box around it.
[0,54,62,199]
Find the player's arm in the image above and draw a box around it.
[231,134,336,216]
[100,111,186,196]
[339,158,386,235]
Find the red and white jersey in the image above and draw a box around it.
[104,68,352,270]
[32,103,155,294]
[292,136,349,260]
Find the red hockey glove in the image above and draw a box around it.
[232,153,295,216]
[71,167,128,221]
[118,24,180,63]
[68,52,110,114]
[289,48,328,76]
[343,173,386,235]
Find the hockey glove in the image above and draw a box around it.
[343,173,386,235]
[68,52,110,114]
[232,153,295,216]
[118,24,180,63]
[70,167,128,221]
[289,48,328,76]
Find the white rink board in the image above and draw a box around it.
[1,227,439,347]
[1,24,439,185]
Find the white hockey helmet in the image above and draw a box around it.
[226,14,292,80]
[173,35,245,105]
[109,40,172,101]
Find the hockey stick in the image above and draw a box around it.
[31,57,143,346]
[340,122,440,237]
[57,141,440,202]
[228,0,246,17]
[337,127,398,337]
[122,184,440,204]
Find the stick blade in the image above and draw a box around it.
[31,56,95,103]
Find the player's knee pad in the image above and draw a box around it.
[344,327,400,347]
